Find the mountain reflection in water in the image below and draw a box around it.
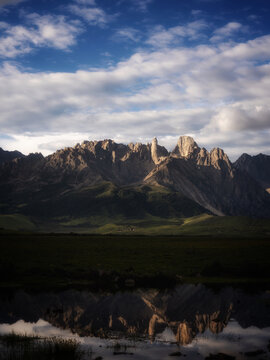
[0,284,270,358]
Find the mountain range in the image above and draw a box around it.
[0,136,270,233]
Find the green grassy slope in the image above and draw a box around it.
[24,182,207,219]
[1,182,270,235]
[1,212,270,236]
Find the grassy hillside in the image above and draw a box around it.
[1,212,270,236]
[1,182,270,235]
[22,182,207,219]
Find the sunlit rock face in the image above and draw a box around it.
[171,136,232,173]
[172,136,200,159]
[151,137,169,164]
[0,136,270,218]
[145,138,270,217]
[1,285,270,345]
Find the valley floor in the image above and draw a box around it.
[0,231,270,290]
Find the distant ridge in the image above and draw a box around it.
[0,147,25,165]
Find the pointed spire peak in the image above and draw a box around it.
[152,137,158,146]
[151,137,159,164]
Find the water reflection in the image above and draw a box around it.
[0,284,270,358]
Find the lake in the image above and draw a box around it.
[0,284,270,359]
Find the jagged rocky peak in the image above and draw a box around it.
[171,136,232,170]
[101,139,115,151]
[172,136,200,158]
[210,147,232,171]
[235,153,251,164]
[197,147,210,166]
[234,152,270,192]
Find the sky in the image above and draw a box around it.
[0,0,270,160]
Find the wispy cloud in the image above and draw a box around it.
[117,0,153,13]
[134,0,153,12]
[68,5,107,26]
[0,14,81,58]
[74,0,96,5]
[0,0,25,7]
[191,9,203,16]
[146,20,208,47]
[68,0,115,27]
[113,27,140,42]
[210,22,246,42]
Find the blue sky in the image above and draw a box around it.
[0,0,270,159]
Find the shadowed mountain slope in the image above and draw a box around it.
[0,147,25,165]
[234,153,270,193]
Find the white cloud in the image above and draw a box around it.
[69,5,107,26]
[27,14,82,50]
[210,105,270,132]
[146,21,208,47]
[0,14,81,57]
[210,22,246,42]
[1,31,270,159]
[68,0,114,27]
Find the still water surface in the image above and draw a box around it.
[0,284,270,359]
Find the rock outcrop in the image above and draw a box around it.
[172,136,199,158]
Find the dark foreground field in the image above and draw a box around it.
[1,231,270,290]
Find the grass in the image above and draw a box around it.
[0,231,270,290]
[0,333,84,360]
[1,210,270,237]
[1,181,270,236]
[0,182,208,233]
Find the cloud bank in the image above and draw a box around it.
[0,18,270,159]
